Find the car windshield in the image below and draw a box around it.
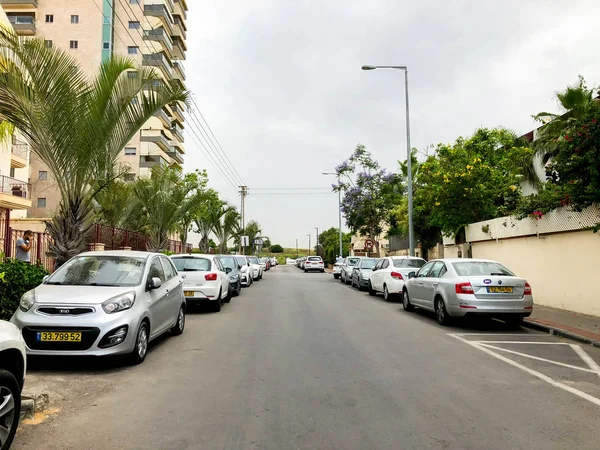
[235,256,247,266]
[360,258,377,269]
[393,259,426,269]
[46,255,146,287]
[347,258,360,266]
[452,261,515,277]
[248,257,259,264]
[172,257,211,272]
[220,256,237,270]
[308,257,321,261]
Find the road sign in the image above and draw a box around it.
[364,239,375,250]
[242,236,250,247]
[254,238,264,245]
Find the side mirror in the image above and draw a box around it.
[372,267,377,271]
[150,277,162,289]
[43,275,50,283]
[225,267,232,274]
[408,271,416,279]
[238,265,242,270]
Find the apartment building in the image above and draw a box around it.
[0,0,188,218]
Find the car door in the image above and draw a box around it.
[371,259,384,291]
[160,256,182,323]
[410,261,436,307]
[377,259,391,292]
[420,261,446,310]
[146,257,170,336]
[214,258,229,298]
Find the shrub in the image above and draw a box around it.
[270,244,284,253]
[0,259,49,321]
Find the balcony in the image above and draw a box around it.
[11,142,28,169]
[140,129,173,153]
[171,122,184,142]
[142,52,173,79]
[0,175,32,210]
[144,4,175,35]
[173,0,188,20]
[171,103,185,124]
[167,149,184,165]
[172,15,187,40]
[139,155,169,169]
[172,140,185,154]
[173,61,185,81]
[172,35,186,60]
[0,0,38,6]
[143,28,173,58]
[154,107,171,128]
[6,14,35,35]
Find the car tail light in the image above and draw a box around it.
[390,271,404,280]
[524,283,532,295]
[205,273,218,281]
[455,282,474,294]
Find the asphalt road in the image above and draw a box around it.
[14,266,600,450]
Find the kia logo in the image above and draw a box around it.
[59,309,70,314]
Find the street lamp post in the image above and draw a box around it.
[296,238,299,259]
[323,172,343,257]
[361,64,415,257]
[307,233,311,256]
[315,227,319,257]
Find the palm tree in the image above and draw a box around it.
[0,28,187,266]
[93,180,136,229]
[212,205,240,254]
[193,190,222,253]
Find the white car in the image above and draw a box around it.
[171,254,231,312]
[0,319,26,450]
[234,255,253,286]
[286,258,297,265]
[247,256,263,281]
[304,256,324,273]
[369,256,427,301]
[332,259,343,279]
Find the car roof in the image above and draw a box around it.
[76,250,154,259]
[389,256,425,260]
[431,258,501,264]
[171,253,216,259]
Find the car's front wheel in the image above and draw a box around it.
[171,305,185,336]
[402,289,414,311]
[368,282,376,296]
[129,322,149,365]
[0,369,20,450]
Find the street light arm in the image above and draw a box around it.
[362,65,407,70]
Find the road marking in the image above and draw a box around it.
[464,341,571,345]
[454,333,540,336]
[477,343,597,373]
[449,333,600,407]
[571,344,600,380]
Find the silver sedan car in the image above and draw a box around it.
[11,251,186,364]
[402,258,533,327]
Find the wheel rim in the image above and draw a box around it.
[384,286,389,300]
[0,386,15,446]
[436,300,445,323]
[178,308,185,331]
[138,326,148,358]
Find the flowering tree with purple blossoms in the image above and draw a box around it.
[333,144,404,255]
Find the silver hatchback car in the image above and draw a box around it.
[11,251,186,364]
[402,258,533,327]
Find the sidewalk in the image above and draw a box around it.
[523,305,600,347]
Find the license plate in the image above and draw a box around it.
[184,291,195,297]
[488,287,513,293]
[37,331,82,342]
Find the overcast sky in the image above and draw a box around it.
[184,0,600,249]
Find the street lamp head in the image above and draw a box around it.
[361,65,377,70]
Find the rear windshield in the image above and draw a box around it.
[235,256,247,266]
[172,257,211,272]
[393,259,426,269]
[452,261,515,277]
[308,257,322,261]
[360,258,377,269]
[347,258,360,266]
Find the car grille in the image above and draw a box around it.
[22,326,101,351]
[37,307,94,316]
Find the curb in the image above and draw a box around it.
[522,320,600,347]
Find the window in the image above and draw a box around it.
[130,0,140,4]
[38,171,48,181]
[124,147,136,156]
[214,258,224,272]
[429,262,447,278]
[71,15,79,24]
[129,21,141,29]
[9,168,15,178]
[452,261,515,277]
[374,260,384,271]
[124,174,135,182]
[127,46,139,54]
[37,198,47,208]
[160,257,176,280]
[360,258,377,269]
[45,15,54,23]
[381,260,389,269]
[69,40,79,49]
[103,42,111,50]
[172,257,211,272]
[393,258,427,269]
[417,261,435,278]
[148,258,166,283]
[44,40,53,48]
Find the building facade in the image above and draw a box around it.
[0,0,188,217]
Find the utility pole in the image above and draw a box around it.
[296,239,299,258]
[315,227,319,257]
[307,234,311,256]
[239,186,248,254]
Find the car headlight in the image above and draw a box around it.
[102,292,136,314]
[19,290,36,312]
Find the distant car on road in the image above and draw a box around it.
[286,258,297,265]
[234,255,253,286]
[247,256,263,280]
[0,319,26,450]
[259,257,270,271]
[402,258,533,327]
[332,259,343,279]
[217,254,243,296]
[340,256,361,284]
[12,251,186,365]
[369,256,427,301]
[351,258,378,290]
[304,256,324,273]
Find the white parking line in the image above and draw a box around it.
[477,343,597,373]
[465,341,571,345]
[571,344,600,380]
[449,333,600,407]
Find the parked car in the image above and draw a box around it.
[298,257,306,269]
[332,259,343,279]
[259,257,270,271]
[351,258,378,290]
[402,258,533,327]
[270,258,278,266]
[171,254,231,312]
[234,255,253,286]
[340,256,361,284]
[304,256,325,273]
[217,255,242,296]
[11,251,186,365]
[247,256,263,280]
[0,320,26,450]
[369,256,427,301]
[286,258,297,265]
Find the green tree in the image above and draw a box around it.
[177,170,209,247]
[270,244,284,253]
[0,29,187,266]
[193,189,222,253]
[93,181,135,229]
[242,220,263,253]
[212,204,240,254]
[318,228,351,264]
